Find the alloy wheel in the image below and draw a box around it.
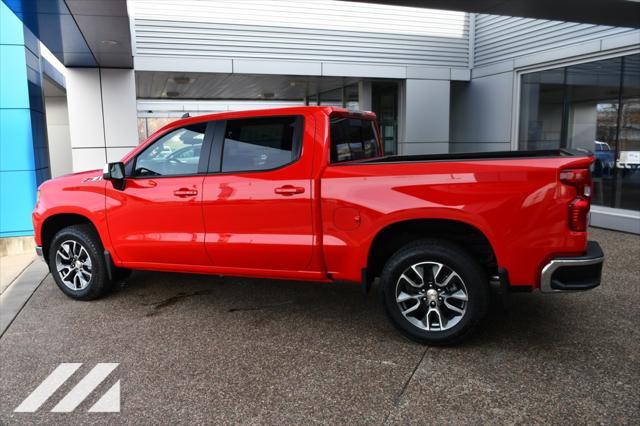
[395,261,468,331]
[55,240,93,291]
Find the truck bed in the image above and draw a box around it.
[357,149,591,165]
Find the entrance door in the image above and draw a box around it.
[373,82,398,155]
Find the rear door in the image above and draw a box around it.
[201,114,315,271]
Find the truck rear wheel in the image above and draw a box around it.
[48,224,113,300]
[380,239,489,345]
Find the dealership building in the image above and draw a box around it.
[1,0,639,246]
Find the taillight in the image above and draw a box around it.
[560,168,592,232]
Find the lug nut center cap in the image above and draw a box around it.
[426,289,438,301]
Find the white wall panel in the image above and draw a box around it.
[131,0,469,68]
[399,79,450,155]
[449,72,514,148]
[101,69,138,148]
[44,96,72,177]
[474,14,639,67]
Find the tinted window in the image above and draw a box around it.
[330,117,379,163]
[222,116,299,172]
[134,123,206,176]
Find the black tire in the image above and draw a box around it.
[48,224,113,300]
[380,239,489,345]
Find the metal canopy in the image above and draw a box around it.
[136,72,361,100]
[343,0,640,29]
[2,0,132,68]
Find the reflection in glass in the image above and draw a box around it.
[519,68,565,150]
[222,116,298,172]
[134,123,206,176]
[618,54,640,211]
[319,87,343,106]
[518,54,640,212]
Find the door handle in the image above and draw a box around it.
[173,188,198,197]
[274,185,305,196]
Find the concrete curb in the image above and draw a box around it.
[0,259,49,337]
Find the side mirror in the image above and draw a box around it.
[103,162,126,190]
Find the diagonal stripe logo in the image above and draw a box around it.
[14,363,120,413]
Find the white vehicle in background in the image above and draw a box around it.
[617,151,640,170]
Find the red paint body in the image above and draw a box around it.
[33,106,593,288]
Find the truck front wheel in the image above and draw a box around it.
[48,224,113,300]
[380,239,489,345]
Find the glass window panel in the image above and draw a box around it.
[519,68,565,150]
[146,118,174,137]
[319,87,342,107]
[565,57,622,207]
[137,118,147,142]
[330,117,379,163]
[618,54,640,211]
[518,54,640,211]
[221,116,299,172]
[344,84,359,110]
[134,123,206,177]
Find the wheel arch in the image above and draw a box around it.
[40,213,102,262]
[366,218,499,283]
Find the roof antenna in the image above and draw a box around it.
[181,112,190,119]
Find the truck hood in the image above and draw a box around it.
[39,169,103,190]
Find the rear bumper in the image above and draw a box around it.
[540,241,604,293]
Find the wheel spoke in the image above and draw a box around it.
[436,271,460,288]
[444,299,465,315]
[79,247,89,261]
[397,291,420,303]
[60,268,73,280]
[446,289,468,301]
[400,273,422,288]
[429,307,445,330]
[410,264,425,285]
[431,263,444,282]
[78,271,89,287]
[58,244,71,260]
[401,300,421,315]
[73,272,81,289]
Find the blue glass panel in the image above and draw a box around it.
[0,169,37,236]
[0,0,23,45]
[0,108,35,171]
[0,44,29,109]
[2,0,96,67]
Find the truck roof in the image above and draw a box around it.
[153,106,376,137]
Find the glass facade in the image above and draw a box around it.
[1,2,51,237]
[519,54,640,211]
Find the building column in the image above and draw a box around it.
[66,68,138,172]
[358,80,372,111]
[398,79,450,155]
[0,2,49,237]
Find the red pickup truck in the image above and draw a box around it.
[33,106,604,345]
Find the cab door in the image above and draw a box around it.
[201,115,315,271]
[105,122,213,266]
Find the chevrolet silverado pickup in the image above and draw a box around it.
[32,106,604,345]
